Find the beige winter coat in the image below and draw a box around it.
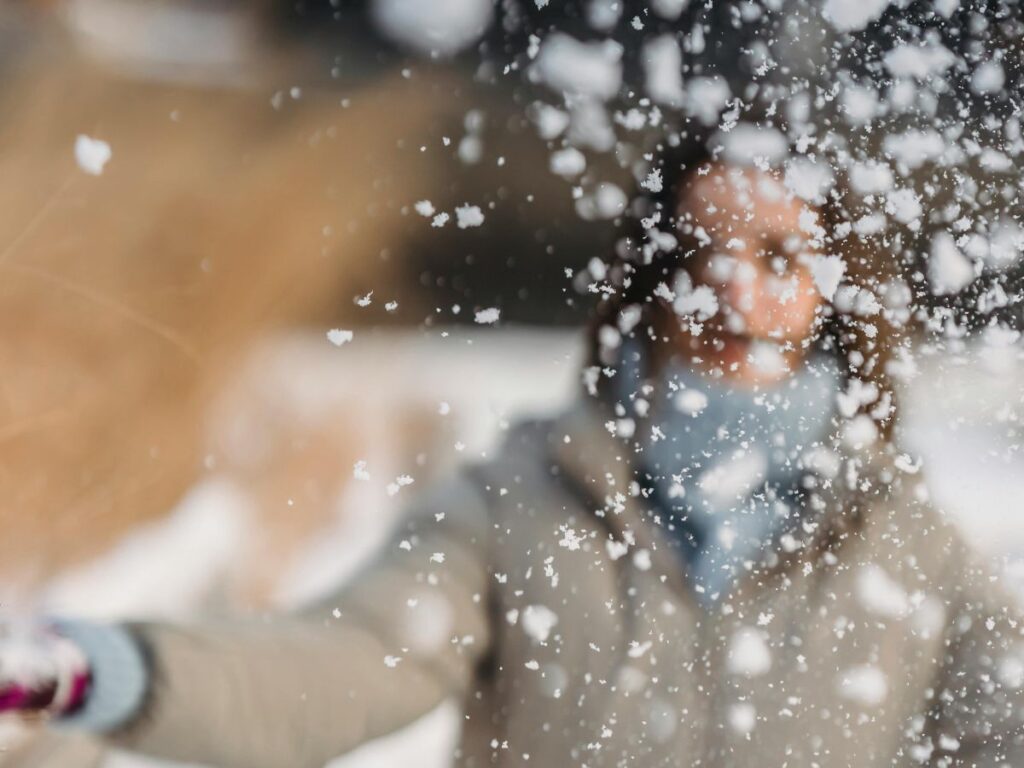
[20,400,1024,767]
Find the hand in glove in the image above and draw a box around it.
[0,621,90,717]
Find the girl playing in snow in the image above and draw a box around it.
[3,141,1023,768]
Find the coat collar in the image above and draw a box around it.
[546,396,701,581]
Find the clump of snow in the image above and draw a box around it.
[651,0,687,19]
[979,148,1012,172]
[885,188,922,226]
[929,233,975,295]
[982,220,1024,268]
[643,35,685,106]
[549,148,586,178]
[455,204,485,229]
[726,627,772,677]
[972,61,1005,95]
[326,329,354,347]
[474,307,501,324]
[882,130,945,170]
[558,525,584,550]
[628,640,653,658]
[353,460,371,481]
[883,43,955,79]
[728,702,757,735]
[74,135,112,176]
[530,103,570,140]
[748,341,791,379]
[605,539,629,560]
[533,33,623,100]
[938,734,961,752]
[641,168,663,194]
[387,475,415,496]
[586,0,622,31]
[841,84,881,125]
[575,182,628,220]
[997,652,1024,689]
[670,270,719,321]
[837,664,888,706]
[823,0,891,32]
[431,212,450,228]
[841,414,879,450]
[855,564,909,619]
[852,212,886,237]
[784,159,834,203]
[632,549,652,571]
[836,378,880,419]
[673,388,708,416]
[570,99,616,151]
[370,0,493,56]
[911,594,946,640]
[521,605,558,644]
[414,200,436,217]
[802,444,842,479]
[685,76,732,126]
[807,254,846,300]
[715,125,788,165]
[849,161,894,195]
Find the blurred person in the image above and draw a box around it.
[0,5,482,600]
[2,139,1022,768]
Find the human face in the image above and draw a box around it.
[661,163,826,387]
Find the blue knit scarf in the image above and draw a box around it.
[611,339,842,604]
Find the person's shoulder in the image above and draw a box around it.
[484,410,568,471]
[463,408,585,508]
[401,410,567,523]
[866,462,1017,607]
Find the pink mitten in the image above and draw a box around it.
[0,622,90,717]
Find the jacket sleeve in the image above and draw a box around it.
[0,729,106,768]
[923,564,1024,767]
[101,472,493,768]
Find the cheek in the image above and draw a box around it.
[747,272,821,338]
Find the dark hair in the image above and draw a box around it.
[585,136,904,440]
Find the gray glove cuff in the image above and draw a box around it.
[52,621,149,733]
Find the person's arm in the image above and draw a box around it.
[5,473,494,768]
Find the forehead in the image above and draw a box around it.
[677,163,811,233]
